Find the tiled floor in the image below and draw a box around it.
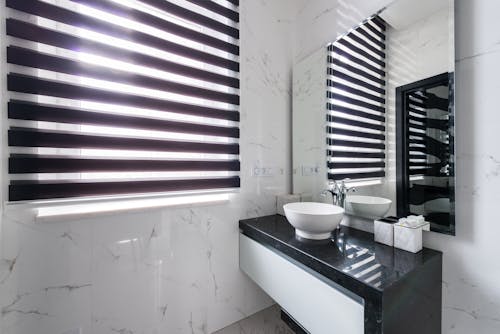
[214,305,295,334]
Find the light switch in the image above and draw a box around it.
[301,165,319,176]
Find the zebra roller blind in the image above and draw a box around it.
[6,0,240,202]
[326,15,386,181]
[407,88,450,177]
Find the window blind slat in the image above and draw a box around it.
[328,56,385,88]
[10,156,240,173]
[9,100,240,138]
[8,74,240,121]
[327,66,385,95]
[356,27,385,49]
[140,0,238,39]
[363,21,385,40]
[328,150,385,159]
[327,115,385,132]
[68,0,239,55]
[327,92,385,113]
[327,161,385,169]
[7,0,239,71]
[8,46,239,105]
[335,38,385,68]
[328,46,385,77]
[347,33,385,59]
[9,177,240,201]
[327,79,385,104]
[7,19,240,88]
[327,16,386,181]
[327,127,385,141]
[327,138,385,150]
[327,103,385,123]
[185,0,239,22]
[9,128,240,154]
[6,0,240,202]
[328,171,384,180]
[371,16,386,32]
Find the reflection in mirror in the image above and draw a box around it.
[396,73,455,234]
[292,0,455,235]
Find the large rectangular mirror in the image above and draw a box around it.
[292,0,455,235]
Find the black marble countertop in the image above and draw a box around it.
[240,215,443,334]
[240,214,441,292]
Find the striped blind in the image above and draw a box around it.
[326,15,386,181]
[407,88,450,177]
[6,0,240,202]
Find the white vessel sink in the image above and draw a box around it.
[283,202,344,240]
[345,195,392,219]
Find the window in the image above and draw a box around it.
[326,15,386,181]
[6,0,240,202]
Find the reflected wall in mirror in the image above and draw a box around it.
[292,0,455,235]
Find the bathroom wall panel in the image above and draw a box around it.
[0,1,302,333]
[294,1,500,332]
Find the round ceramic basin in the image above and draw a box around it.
[283,202,344,240]
[345,195,392,219]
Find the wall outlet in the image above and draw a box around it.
[252,166,277,177]
[301,165,319,176]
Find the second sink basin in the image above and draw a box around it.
[345,195,392,219]
[283,202,344,240]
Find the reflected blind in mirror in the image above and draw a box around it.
[6,0,240,202]
[407,89,450,177]
[326,15,386,181]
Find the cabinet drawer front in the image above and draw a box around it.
[240,234,364,334]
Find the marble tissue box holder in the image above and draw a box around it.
[276,194,311,215]
[393,216,431,253]
[374,216,399,246]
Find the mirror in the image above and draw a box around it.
[292,0,455,235]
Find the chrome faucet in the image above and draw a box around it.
[321,179,356,208]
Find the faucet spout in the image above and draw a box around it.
[322,179,355,209]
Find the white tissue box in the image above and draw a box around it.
[374,216,398,246]
[393,221,430,253]
[276,194,301,216]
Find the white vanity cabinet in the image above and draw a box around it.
[240,234,364,334]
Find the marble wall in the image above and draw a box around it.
[293,0,500,333]
[2,1,499,334]
[0,0,302,333]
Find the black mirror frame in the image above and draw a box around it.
[396,72,455,235]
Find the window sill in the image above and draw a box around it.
[344,179,383,188]
[4,192,234,223]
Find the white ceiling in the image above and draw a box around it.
[379,0,450,30]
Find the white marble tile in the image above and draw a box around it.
[2,1,500,334]
[0,1,303,334]
[293,0,393,62]
[293,1,500,333]
[455,0,500,61]
[0,216,93,334]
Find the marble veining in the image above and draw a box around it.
[0,1,304,333]
[293,1,500,333]
[0,1,499,334]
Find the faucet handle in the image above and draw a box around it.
[327,179,340,191]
